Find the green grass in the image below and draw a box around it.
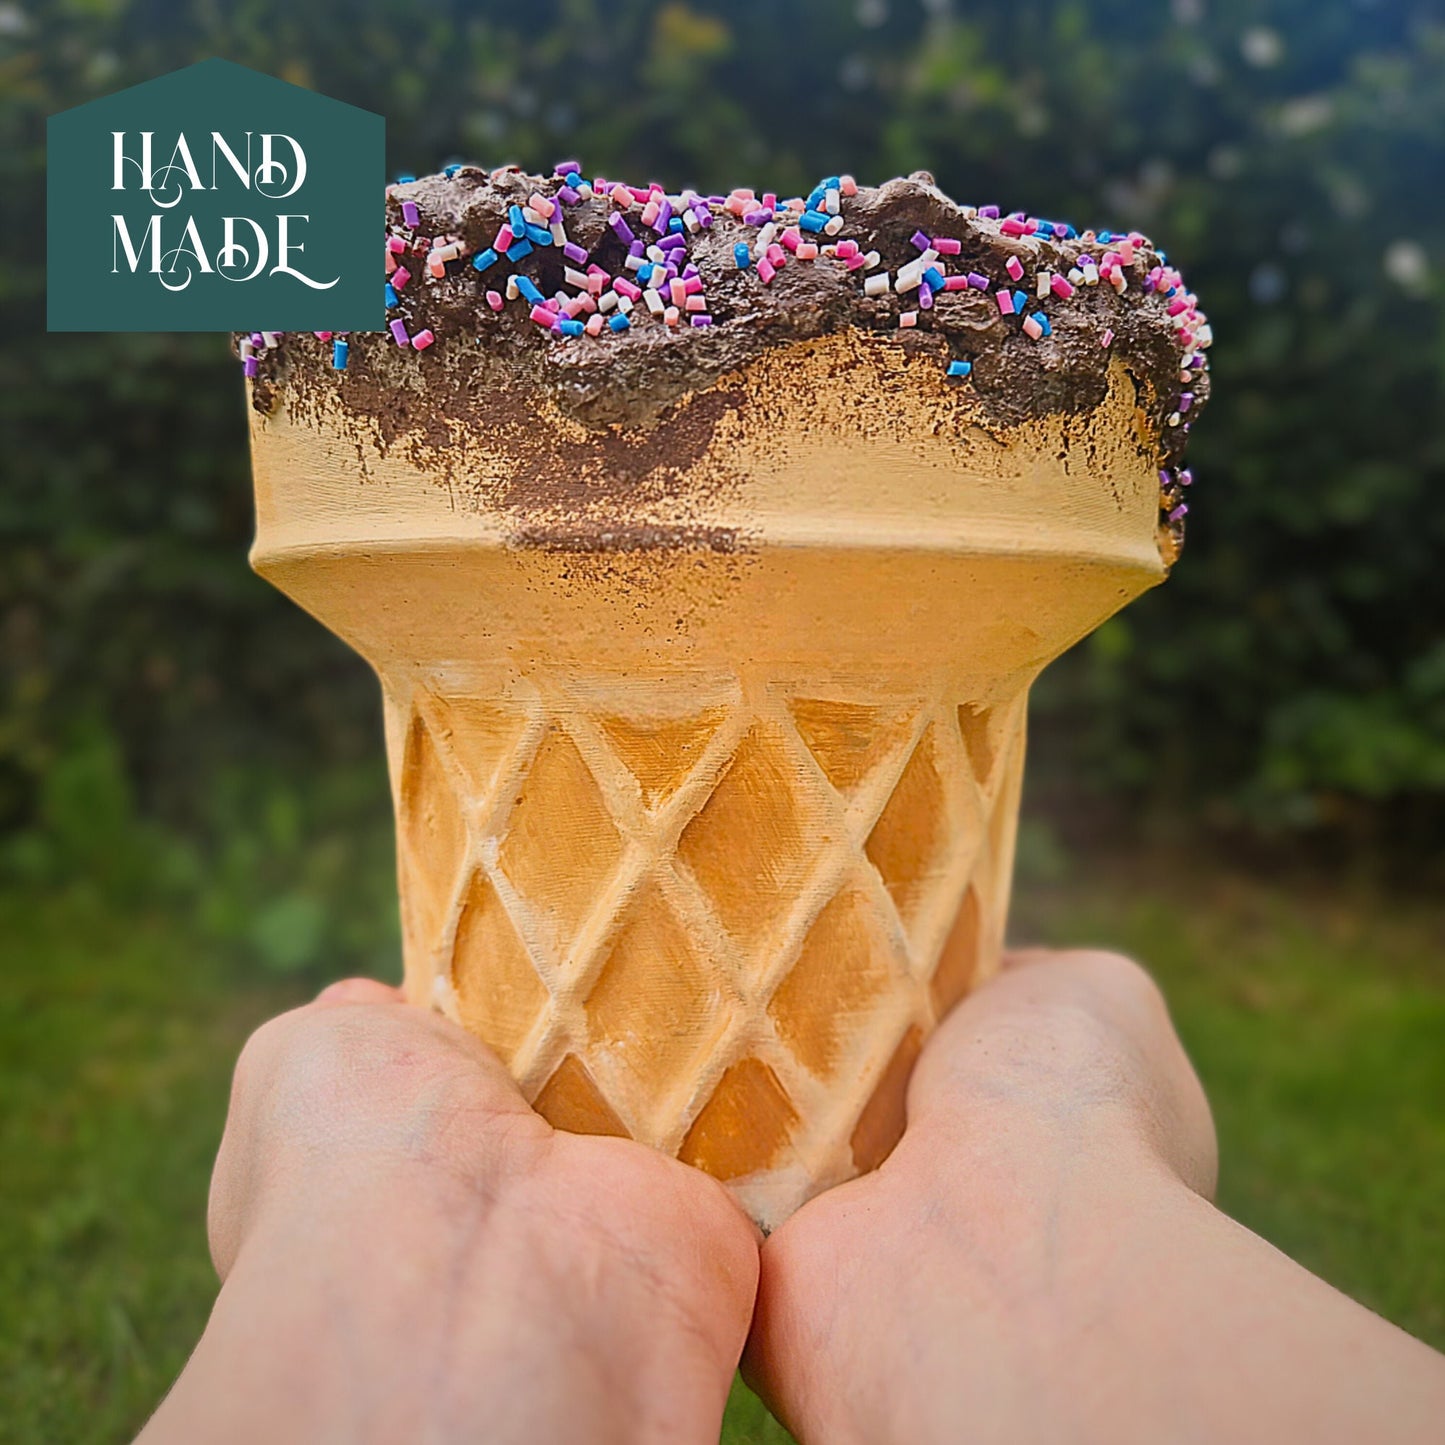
[2,866,1442,1442]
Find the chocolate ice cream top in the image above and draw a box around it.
[241,163,1209,548]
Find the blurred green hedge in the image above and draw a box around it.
[4,0,1444,929]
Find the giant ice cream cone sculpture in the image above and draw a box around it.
[243,165,1208,1230]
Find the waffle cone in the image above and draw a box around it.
[248,329,1167,1230]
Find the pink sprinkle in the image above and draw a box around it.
[943,275,970,291]
[765,244,786,267]
[762,191,777,210]
[391,266,410,290]
[1051,273,1076,300]
[1000,217,1029,236]
[664,305,681,325]
[411,329,435,350]
[836,239,860,260]
[684,273,705,294]
[840,174,858,197]
[389,319,410,347]
[934,237,962,255]
[384,249,397,275]
[486,290,504,311]
[669,277,688,306]
[842,250,864,269]
[610,184,632,207]
[1168,298,1189,317]
[495,225,515,251]
[780,228,802,252]
[1101,328,1115,348]
[757,257,777,284]
[584,313,604,336]
[613,277,642,301]
[996,290,1015,315]
[1022,315,1044,340]
[530,192,556,220]
[313,330,333,340]
[685,294,707,312]
[427,258,445,278]
[1005,256,1025,282]
[387,236,407,254]
[530,304,556,327]
[898,311,918,328]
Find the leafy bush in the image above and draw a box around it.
[3,0,1442,888]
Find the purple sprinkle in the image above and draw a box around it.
[402,200,419,229]
[553,158,581,175]
[1053,223,1070,238]
[1168,503,1189,523]
[629,239,646,257]
[557,184,580,206]
[608,212,635,244]
[695,208,714,228]
[563,241,588,264]
[659,232,687,251]
[1179,392,1194,412]
[919,283,934,310]
[390,319,411,346]
[1159,469,1172,487]
[657,199,673,231]
[243,356,259,378]
[911,229,931,252]
[250,332,265,347]
[690,314,713,327]
[744,208,773,225]
[1179,469,1194,487]
[968,272,990,290]
[979,205,1001,220]
[707,194,725,206]
[681,263,700,279]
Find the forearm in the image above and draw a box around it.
[762,1135,1445,1445]
[139,1166,737,1445]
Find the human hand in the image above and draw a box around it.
[139,979,758,1445]
[747,948,1445,1445]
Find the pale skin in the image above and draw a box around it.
[139,953,1445,1445]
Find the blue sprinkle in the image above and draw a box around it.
[668,216,685,233]
[472,247,499,273]
[734,243,752,269]
[385,283,398,307]
[332,340,349,370]
[558,318,585,337]
[505,238,534,262]
[1098,230,1113,243]
[508,203,526,232]
[637,262,655,284]
[608,312,631,332]
[923,266,946,292]
[524,222,554,246]
[1038,312,1052,337]
[799,210,828,234]
[396,173,415,184]
[1012,289,1028,313]
[514,275,544,304]
[443,163,461,177]
[946,359,972,379]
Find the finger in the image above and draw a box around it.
[313,977,406,1007]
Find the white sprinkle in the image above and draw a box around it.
[550,222,566,246]
[825,186,840,215]
[647,244,667,263]
[864,272,891,297]
[644,288,665,315]
[617,295,634,315]
[756,221,777,253]
[1068,267,1085,284]
[598,290,618,313]
[623,253,645,271]
[261,331,282,347]
[505,276,520,300]
[1083,262,1100,285]
[522,205,543,226]
[683,209,700,232]
[1037,271,1052,298]
[824,214,844,235]
[564,266,590,289]
[1168,412,1182,427]
[863,249,882,269]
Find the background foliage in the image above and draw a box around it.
[4,0,1445,965]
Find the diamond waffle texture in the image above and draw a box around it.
[393,675,1027,1229]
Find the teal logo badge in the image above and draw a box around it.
[47,58,383,332]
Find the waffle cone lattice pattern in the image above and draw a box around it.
[392,675,1026,1227]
